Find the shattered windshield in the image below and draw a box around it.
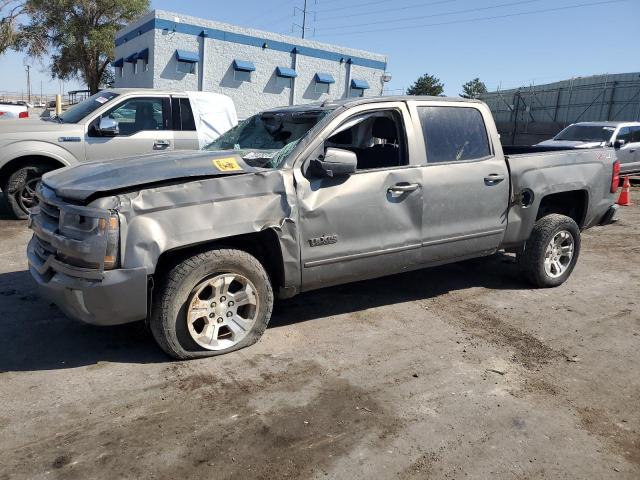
[554,125,615,143]
[204,109,331,168]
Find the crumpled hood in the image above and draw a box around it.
[43,150,262,202]
[537,139,604,149]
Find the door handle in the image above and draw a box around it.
[484,174,505,185]
[388,183,420,194]
[153,140,171,150]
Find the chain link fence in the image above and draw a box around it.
[480,72,640,145]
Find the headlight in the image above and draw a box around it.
[98,212,120,270]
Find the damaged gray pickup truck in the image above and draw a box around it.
[27,96,620,359]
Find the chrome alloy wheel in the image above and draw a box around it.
[543,230,574,278]
[186,273,259,350]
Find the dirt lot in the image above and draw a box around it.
[0,190,638,480]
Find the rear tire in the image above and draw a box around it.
[2,163,55,219]
[150,248,274,360]
[517,214,580,288]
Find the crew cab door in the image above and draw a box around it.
[294,103,424,291]
[171,96,200,151]
[85,96,174,161]
[408,101,510,262]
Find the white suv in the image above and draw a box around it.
[538,121,640,175]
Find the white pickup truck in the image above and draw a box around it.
[0,89,237,219]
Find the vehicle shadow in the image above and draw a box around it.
[0,253,528,372]
[271,253,528,328]
[0,270,167,373]
[0,197,13,220]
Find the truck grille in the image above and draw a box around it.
[28,183,110,280]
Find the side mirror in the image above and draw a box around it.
[307,147,357,178]
[97,117,119,136]
[613,139,626,149]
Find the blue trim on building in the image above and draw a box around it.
[315,73,336,84]
[112,58,124,67]
[176,50,199,63]
[276,66,297,78]
[125,53,137,63]
[116,18,387,71]
[351,79,370,90]
[233,59,256,72]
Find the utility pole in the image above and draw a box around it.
[25,65,31,103]
[302,0,307,38]
[293,0,314,39]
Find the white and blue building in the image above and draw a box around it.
[113,10,389,118]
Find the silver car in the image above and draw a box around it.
[537,121,640,175]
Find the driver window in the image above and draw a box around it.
[325,109,407,170]
[100,98,166,136]
[617,127,631,144]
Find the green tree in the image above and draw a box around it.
[0,1,24,53]
[2,0,148,93]
[460,78,488,99]
[406,73,444,96]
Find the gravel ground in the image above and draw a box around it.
[0,189,638,480]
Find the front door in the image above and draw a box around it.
[295,106,424,291]
[412,103,510,262]
[85,96,174,161]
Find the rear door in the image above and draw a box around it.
[85,96,174,161]
[409,101,510,262]
[171,97,200,151]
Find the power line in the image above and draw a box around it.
[315,0,459,22]
[252,13,297,29]
[315,0,544,31]
[315,0,629,37]
[292,0,315,38]
[314,0,393,14]
[241,0,297,25]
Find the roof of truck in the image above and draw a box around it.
[262,95,483,114]
[570,121,640,127]
[101,88,222,97]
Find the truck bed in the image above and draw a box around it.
[502,147,616,247]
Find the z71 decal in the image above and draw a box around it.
[309,234,338,247]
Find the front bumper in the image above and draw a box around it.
[28,237,148,326]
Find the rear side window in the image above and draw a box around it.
[629,126,640,143]
[418,106,491,163]
[179,98,196,131]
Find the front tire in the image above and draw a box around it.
[2,163,55,219]
[517,214,581,288]
[150,248,274,360]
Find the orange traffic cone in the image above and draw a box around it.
[617,177,632,206]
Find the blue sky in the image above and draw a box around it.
[1,0,639,96]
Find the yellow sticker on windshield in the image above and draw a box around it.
[213,157,242,172]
